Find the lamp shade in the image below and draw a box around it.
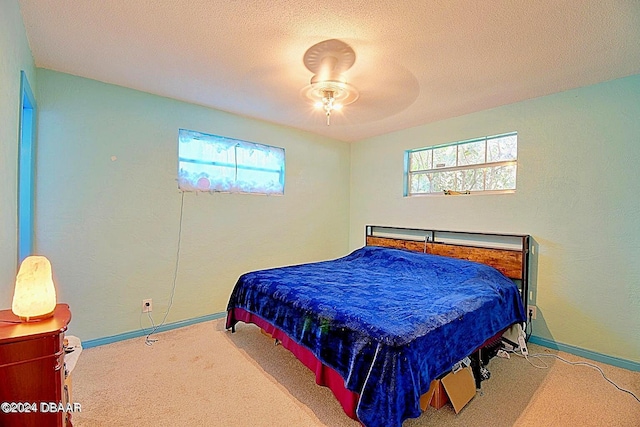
[12,256,57,321]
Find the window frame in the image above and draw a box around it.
[404,132,517,196]
[177,129,285,195]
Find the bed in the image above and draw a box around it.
[226,226,530,427]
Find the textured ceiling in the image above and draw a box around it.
[18,0,640,142]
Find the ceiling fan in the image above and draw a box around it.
[301,39,360,125]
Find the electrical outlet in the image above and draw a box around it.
[142,299,152,313]
[527,305,537,320]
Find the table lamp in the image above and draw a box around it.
[12,255,57,322]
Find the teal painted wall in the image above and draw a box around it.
[35,69,350,341]
[0,0,37,306]
[5,1,639,365]
[350,75,640,363]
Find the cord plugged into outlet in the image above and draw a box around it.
[527,305,537,320]
[142,299,152,313]
[518,334,529,356]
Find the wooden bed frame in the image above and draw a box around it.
[365,225,531,325]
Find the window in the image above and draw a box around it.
[18,71,37,262]
[405,132,517,196]
[178,129,285,195]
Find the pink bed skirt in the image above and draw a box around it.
[228,308,360,421]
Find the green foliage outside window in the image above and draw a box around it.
[406,132,517,195]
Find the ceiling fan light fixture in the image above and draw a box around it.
[302,39,359,126]
[304,81,359,125]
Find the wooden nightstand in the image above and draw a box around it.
[0,304,72,427]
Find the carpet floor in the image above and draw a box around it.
[70,319,640,426]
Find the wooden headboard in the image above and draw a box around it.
[365,226,530,309]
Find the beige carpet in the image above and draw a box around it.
[71,319,640,426]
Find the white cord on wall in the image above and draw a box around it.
[141,190,185,345]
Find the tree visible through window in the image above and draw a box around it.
[178,129,285,195]
[405,132,517,195]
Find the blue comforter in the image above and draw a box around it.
[227,246,525,427]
